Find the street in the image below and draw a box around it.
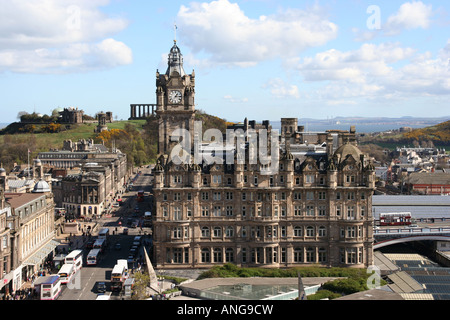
[59,166,154,300]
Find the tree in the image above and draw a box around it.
[17,111,29,120]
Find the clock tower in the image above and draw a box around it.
[156,40,196,156]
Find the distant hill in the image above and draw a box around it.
[361,120,450,149]
[402,120,450,144]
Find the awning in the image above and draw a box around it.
[22,240,61,266]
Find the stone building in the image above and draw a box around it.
[2,179,57,293]
[0,190,13,296]
[50,144,128,219]
[59,107,84,124]
[151,41,376,269]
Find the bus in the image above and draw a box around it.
[93,238,106,253]
[143,211,152,227]
[98,228,110,240]
[64,250,83,272]
[379,212,412,226]
[137,190,145,202]
[86,249,102,266]
[111,261,129,292]
[34,275,61,300]
[58,264,75,284]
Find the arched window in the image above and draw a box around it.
[201,227,210,237]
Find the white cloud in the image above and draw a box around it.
[294,41,450,102]
[384,1,433,36]
[353,1,434,41]
[262,78,300,99]
[177,0,338,68]
[224,95,249,103]
[0,0,132,74]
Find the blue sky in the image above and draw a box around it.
[0,0,449,124]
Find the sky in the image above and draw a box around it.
[0,0,449,124]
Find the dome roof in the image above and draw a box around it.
[32,180,51,193]
[166,41,186,77]
[333,143,362,163]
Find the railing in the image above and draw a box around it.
[374,227,450,236]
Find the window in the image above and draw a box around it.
[213,206,221,217]
[306,226,315,237]
[201,192,209,200]
[306,192,314,200]
[226,192,233,200]
[305,175,315,184]
[318,191,326,200]
[225,248,234,263]
[294,205,302,216]
[172,227,182,239]
[347,226,356,238]
[318,226,327,237]
[201,248,210,263]
[201,206,209,217]
[187,193,192,201]
[318,248,327,263]
[213,227,222,237]
[254,176,258,186]
[173,207,182,220]
[294,226,302,237]
[347,206,355,220]
[241,192,247,201]
[173,193,181,201]
[293,192,301,200]
[294,248,303,263]
[213,175,222,184]
[173,175,182,183]
[225,227,234,237]
[306,206,314,216]
[201,227,210,237]
[306,247,315,263]
[163,207,168,217]
[318,206,326,216]
[226,206,233,216]
[187,207,192,217]
[213,192,221,200]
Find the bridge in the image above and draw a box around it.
[374,226,450,249]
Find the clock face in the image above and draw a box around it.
[169,90,182,104]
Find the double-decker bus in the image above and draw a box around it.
[64,250,83,272]
[98,228,110,240]
[93,238,106,253]
[137,190,145,202]
[111,260,129,291]
[58,264,75,284]
[86,248,102,266]
[34,276,61,300]
[379,212,412,226]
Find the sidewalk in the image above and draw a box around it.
[55,220,98,253]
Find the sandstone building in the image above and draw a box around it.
[151,41,375,269]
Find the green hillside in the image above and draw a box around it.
[0,113,227,171]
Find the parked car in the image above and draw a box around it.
[97,282,106,293]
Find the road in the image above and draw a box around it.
[59,166,154,300]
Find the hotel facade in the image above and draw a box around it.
[151,41,375,269]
